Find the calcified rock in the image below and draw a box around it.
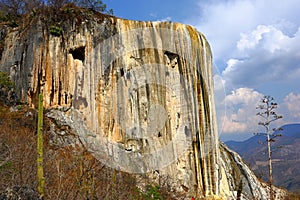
[0,10,286,199]
[219,143,287,199]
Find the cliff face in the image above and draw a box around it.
[0,11,285,199]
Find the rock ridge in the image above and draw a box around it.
[0,10,286,199]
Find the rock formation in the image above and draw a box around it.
[0,10,286,199]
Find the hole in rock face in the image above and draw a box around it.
[65,92,68,104]
[120,68,124,76]
[69,46,85,62]
[164,51,179,68]
[158,132,162,137]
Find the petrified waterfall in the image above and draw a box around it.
[0,12,285,199]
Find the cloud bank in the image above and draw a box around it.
[188,0,300,140]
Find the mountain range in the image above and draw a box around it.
[225,123,300,193]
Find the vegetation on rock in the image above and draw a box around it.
[0,0,113,33]
[0,71,15,105]
[0,0,112,17]
[49,25,63,36]
[0,105,182,199]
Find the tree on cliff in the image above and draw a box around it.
[0,0,42,16]
[0,72,15,105]
[0,0,112,18]
[73,0,113,14]
[46,0,112,13]
[255,95,283,200]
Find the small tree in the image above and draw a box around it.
[0,0,42,16]
[0,71,15,105]
[74,0,113,14]
[255,95,282,200]
[37,93,45,198]
[0,0,24,16]
[0,0,113,17]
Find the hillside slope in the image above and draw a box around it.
[226,124,300,193]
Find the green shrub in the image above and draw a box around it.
[49,25,63,37]
[142,185,163,200]
[32,8,37,16]
[0,71,15,105]
[0,72,14,89]
[0,161,12,171]
[9,20,18,28]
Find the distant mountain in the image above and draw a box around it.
[225,123,300,192]
[225,135,264,156]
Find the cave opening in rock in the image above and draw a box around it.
[158,132,162,137]
[120,68,124,76]
[69,46,85,62]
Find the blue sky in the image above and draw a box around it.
[105,0,300,141]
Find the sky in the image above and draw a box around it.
[105,0,300,141]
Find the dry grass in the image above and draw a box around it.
[0,105,143,199]
[0,104,182,199]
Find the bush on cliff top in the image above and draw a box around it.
[0,0,112,18]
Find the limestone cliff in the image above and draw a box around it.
[0,10,286,199]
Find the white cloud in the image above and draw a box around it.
[220,88,264,135]
[237,25,270,51]
[159,16,172,22]
[222,59,242,81]
[187,0,300,140]
[192,0,300,112]
[220,88,300,139]
[225,88,262,106]
[237,25,291,53]
[222,25,300,91]
[283,93,300,122]
[213,74,225,91]
[237,25,293,54]
[191,0,300,66]
[222,116,248,134]
[194,0,258,62]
